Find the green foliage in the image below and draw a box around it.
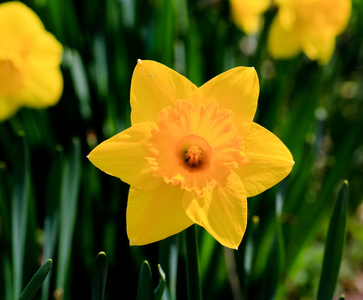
[184,225,202,300]
[19,260,52,300]
[91,252,108,300]
[137,261,154,300]
[11,134,30,300]
[0,0,362,299]
[154,265,166,300]
[317,181,349,300]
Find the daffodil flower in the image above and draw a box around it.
[88,60,294,249]
[230,0,270,35]
[268,0,351,65]
[0,1,63,121]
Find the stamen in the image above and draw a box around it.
[184,145,202,167]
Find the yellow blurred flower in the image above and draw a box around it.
[230,0,270,34]
[0,1,63,121]
[88,60,294,249]
[268,0,351,64]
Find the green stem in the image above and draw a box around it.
[184,225,202,300]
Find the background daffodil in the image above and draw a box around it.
[88,60,294,249]
[0,1,63,121]
[230,0,270,34]
[268,0,352,64]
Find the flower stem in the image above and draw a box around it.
[184,225,203,300]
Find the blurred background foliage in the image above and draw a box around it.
[0,0,363,299]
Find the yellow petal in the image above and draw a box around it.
[130,60,198,124]
[301,33,336,65]
[183,172,247,249]
[237,14,263,35]
[329,0,351,34]
[21,32,63,107]
[0,2,45,42]
[230,0,269,34]
[268,16,301,59]
[301,0,351,35]
[0,96,20,122]
[193,66,259,137]
[21,67,63,108]
[88,122,163,190]
[235,122,294,197]
[127,185,193,245]
[0,1,63,108]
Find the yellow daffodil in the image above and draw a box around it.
[230,0,270,34]
[268,0,351,64]
[0,1,63,121]
[88,60,294,249]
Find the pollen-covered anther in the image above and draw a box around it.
[185,145,202,167]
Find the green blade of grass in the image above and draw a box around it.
[259,182,286,300]
[92,252,108,300]
[149,0,175,66]
[317,180,349,300]
[41,146,64,300]
[55,138,81,295]
[3,255,13,300]
[137,261,154,300]
[158,236,178,300]
[154,264,166,300]
[11,133,30,299]
[19,259,52,300]
[184,225,202,300]
[63,48,92,121]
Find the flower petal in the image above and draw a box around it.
[267,16,301,59]
[88,122,163,190]
[301,33,335,65]
[0,2,63,109]
[130,60,198,124]
[0,2,45,40]
[235,122,294,197]
[230,0,269,34]
[183,172,247,249]
[21,32,63,107]
[0,96,20,122]
[127,185,193,245]
[21,67,63,108]
[193,66,259,137]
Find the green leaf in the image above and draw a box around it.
[184,225,202,300]
[137,261,154,300]
[260,182,286,300]
[3,255,13,300]
[63,48,92,120]
[149,0,175,66]
[19,259,52,300]
[317,180,349,300]
[158,237,178,300]
[55,138,81,293]
[154,264,166,300]
[41,146,63,300]
[11,133,30,299]
[92,252,108,300]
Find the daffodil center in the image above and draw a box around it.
[175,135,212,173]
[185,145,202,167]
[147,100,247,195]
